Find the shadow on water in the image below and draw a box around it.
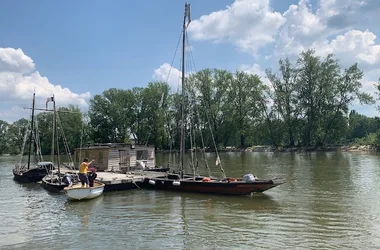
[176,191,281,212]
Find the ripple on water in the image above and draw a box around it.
[2,153,380,249]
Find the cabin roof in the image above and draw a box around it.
[74,143,155,150]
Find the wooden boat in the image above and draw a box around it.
[13,161,54,183]
[143,167,170,173]
[141,3,285,196]
[41,172,79,192]
[13,92,54,183]
[142,173,285,195]
[64,181,105,201]
[40,96,80,192]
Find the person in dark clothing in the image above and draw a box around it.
[87,167,97,187]
[62,173,73,187]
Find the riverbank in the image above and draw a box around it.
[156,144,378,153]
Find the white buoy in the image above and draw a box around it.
[149,179,156,185]
[172,181,181,186]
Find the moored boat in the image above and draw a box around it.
[140,3,285,196]
[142,173,285,195]
[13,161,54,183]
[13,92,54,183]
[41,172,79,192]
[64,181,105,201]
[39,96,80,193]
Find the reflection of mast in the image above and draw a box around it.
[27,92,36,170]
[180,2,191,179]
[180,194,189,246]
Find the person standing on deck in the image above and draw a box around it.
[87,167,97,187]
[79,158,94,187]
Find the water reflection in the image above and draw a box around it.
[65,196,104,230]
[2,152,380,249]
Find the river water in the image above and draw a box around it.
[1,151,380,249]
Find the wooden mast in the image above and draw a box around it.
[27,92,36,170]
[53,96,61,182]
[46,95,61,182]
[180,2,191,179]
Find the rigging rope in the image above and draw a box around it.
[185,33,226,178]
[33,117,44,162]
[56,113,75,169]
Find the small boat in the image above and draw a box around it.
[64,181,105,201]
[13,161,54,183]
[40,96,80,193]
[13,92,54,183]
[41,172,79,192]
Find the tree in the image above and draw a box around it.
[266,58,300,146]
[0,120,9,154]
[7,118,29,155]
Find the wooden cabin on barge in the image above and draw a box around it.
[74,143,155,172]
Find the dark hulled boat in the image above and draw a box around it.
[40,96,79,193]
[13,161,54,183]
[141,3,285,196]
[41,172,79,192]
[13,92,54,183]
[142,173,285,195]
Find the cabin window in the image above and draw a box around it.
[137,150,148,160]
[98,151,104,163]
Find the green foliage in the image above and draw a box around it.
[0,120,10,154]
[2,49,379,153]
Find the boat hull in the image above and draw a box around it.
[141,177,285,195]
[143,167,170,173]
[41,174,78,193]
[64,181,105,200]
[13,168,48,183]
[103,182,138,192]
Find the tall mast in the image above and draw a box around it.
[180,2,191,179]
[46,95,61,181]
[27,92,36,170]
[53,96,61,181]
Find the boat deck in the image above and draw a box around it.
[56,167,164,191]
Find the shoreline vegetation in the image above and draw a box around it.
[2,50,380,156]
[156,144,378,153]
[2,144,377,158]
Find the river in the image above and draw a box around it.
[1,151,380,249]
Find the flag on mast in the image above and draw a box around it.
[216,155,221,166]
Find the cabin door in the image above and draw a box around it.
[119,150,130,172]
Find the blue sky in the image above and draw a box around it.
[1,0,380,122]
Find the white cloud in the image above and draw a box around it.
[312,30,380,69]
[183,0,380,116]
[0,48,35,73]
[239,63,271,87]
[153,63,182,92]
[188,0,286,54]
[0,47,91,123]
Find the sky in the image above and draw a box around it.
[1,0,380,123]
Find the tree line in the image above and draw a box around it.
[1,49,380,155]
